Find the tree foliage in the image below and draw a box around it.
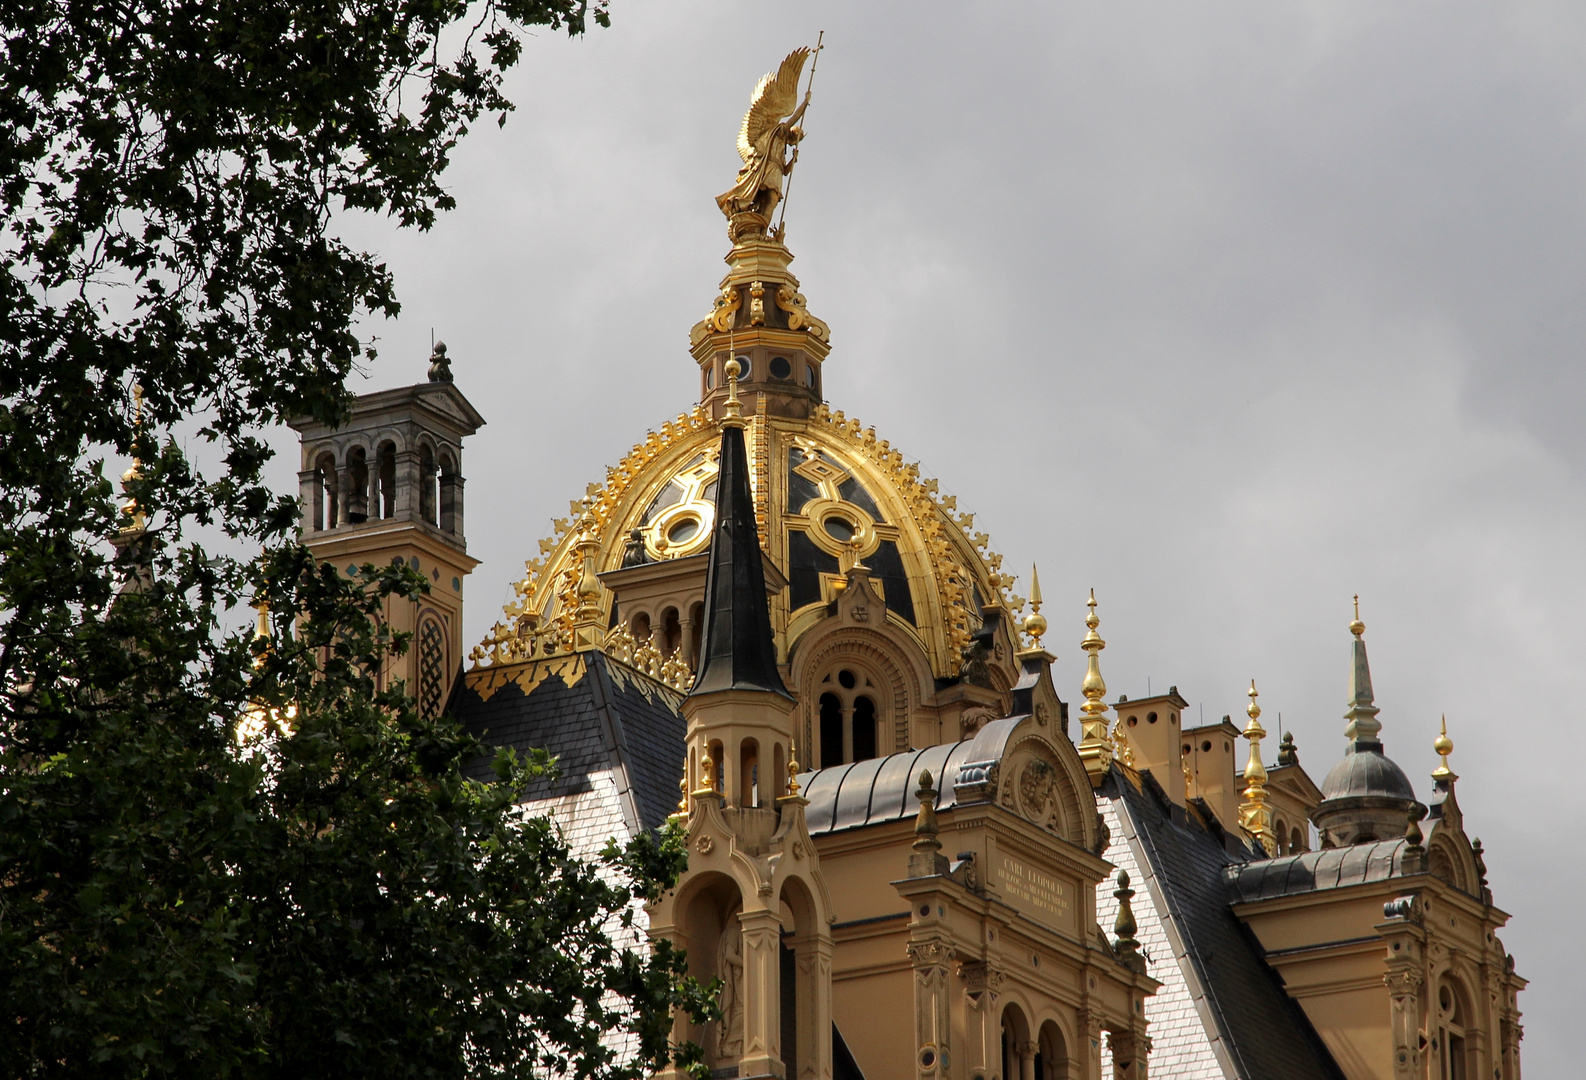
[0,0,711,1075]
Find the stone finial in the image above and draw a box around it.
[1402,805,1428,873]
[913,770,940,852]
[1345,596,1382,744]
[427,340,453,383]
[1278,730,1298,767]
[1113,870,1146,974]
[908,770,951,878]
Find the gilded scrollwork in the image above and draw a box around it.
[707,283,741,333]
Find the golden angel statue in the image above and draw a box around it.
[716,47,812,232]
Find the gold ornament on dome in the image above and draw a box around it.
[717,46,816,241]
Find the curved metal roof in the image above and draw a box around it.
[1224,837,1411,903]
[797,716,1025,836]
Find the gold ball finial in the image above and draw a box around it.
[1431,714,1456,781]
[1246,679,1262,722]
[1022,564,1047,649]
[721,355,744,427]
[1086,587,1100,631]
[1350,594,1365,637]
[785,738,801,799]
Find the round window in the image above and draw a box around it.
[735,355,753,379]
[667,518,700,544]
[769,356,792,379]
[823,515,855,542]
[838,669,857,690]
[804,366,816,388]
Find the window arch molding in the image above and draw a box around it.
[790,627,930,766]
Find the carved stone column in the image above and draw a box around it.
[794,933,834,1080]
[739,907,785,1078]
[908,940,953,1079]
[1015,1039,1037,1080]
[957,962,1002,1079]
[298,468,321,531]
[1105,1030,1149,1079]
[1384,969,1424,1080]
[1078,1008,1104,1080]
[393,449,419,520]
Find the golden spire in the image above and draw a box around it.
[779,737,802,802]
[721,356,745,429]
[1021,564,1048,651]
[1077,589,1114,787]
[1431,714,1457,782]
[672,772,689,820]
[118,383,148,535]
[692,752,720,800]
[1238,679,1278,857]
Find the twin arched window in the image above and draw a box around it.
[817,668,879,768]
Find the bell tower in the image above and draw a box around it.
[288,343,485,716]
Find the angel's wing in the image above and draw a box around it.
[736,47,811,162]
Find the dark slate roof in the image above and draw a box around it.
[796,717,1026,836]
[1106,769,1347,1080]
[451,651,686,833]
[689,421,791,699]
[1224,838,1411,904]
[1318,740,1417,803]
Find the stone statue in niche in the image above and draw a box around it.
[716,918,745,1059]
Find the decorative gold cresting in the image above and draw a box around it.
[1021,564,1047,651]
[1238,679,1278,857]
[1431,715,1457,782]
[1077,589,1114,787]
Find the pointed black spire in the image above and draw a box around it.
[689,420,791,698]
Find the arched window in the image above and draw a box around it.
[661,607,682,658]
[345,446,369,523]
[1437,979,1472,1080]
[815,667,885,766]
[1274,818,1290,855]
[314,451,339,530]
[819,693,843,769]
[438,450,459,533]
[629,610,652,645]
[376,441,397,519]
[1290,825,1305,854]
[852,696,876,761]
[739,739,759,807]
[419,444,438,525]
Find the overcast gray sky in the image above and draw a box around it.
[282,3,1585,1068]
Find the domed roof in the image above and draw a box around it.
[469,397,1021,681]
[1319,741,1417,803]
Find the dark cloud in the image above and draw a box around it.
[286,3,1585,1067]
